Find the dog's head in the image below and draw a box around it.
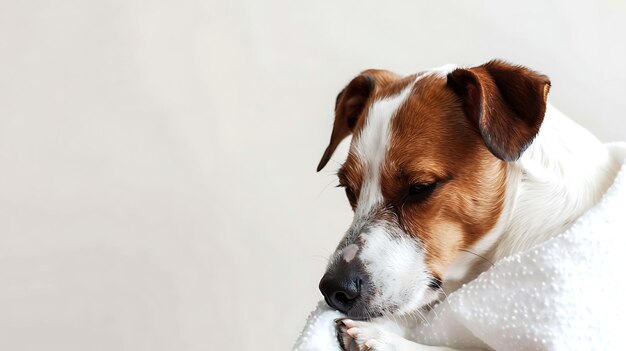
[317,60,550,319]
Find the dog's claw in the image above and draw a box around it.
[337,318,370,351]
[336,326,345,349]
[335,318,350,351]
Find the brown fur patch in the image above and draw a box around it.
[381,75,506,276]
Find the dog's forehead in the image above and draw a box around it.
[345,66,456,215]
[352,65,457,151]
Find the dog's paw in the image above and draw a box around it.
[335,318,403,351]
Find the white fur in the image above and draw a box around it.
[429,64,457,77]
[352,83,414,218]
[445,105,621,290]
[494,105,620,259]
[358,225,435,315]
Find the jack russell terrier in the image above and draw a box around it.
[316,60,620,351]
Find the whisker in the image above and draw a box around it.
[404,310,416,325]
[413,307,431,327]
[439,288,454,310]
[458,248,496,267]
[330,158,343,167]
[317,179,340,197]
[425,300,440,321]
[398,310,408,326]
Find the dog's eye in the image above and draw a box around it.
[344,187,357,206]
[405,182,438,203]
[337,184,358,207]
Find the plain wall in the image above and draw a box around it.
[1,0,625,350]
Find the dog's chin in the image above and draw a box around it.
[393,289,441,317]
[344,301,425,321]
[342,286,440,320]
[343,307,383,320]
[368,290,441,320]
[344,303,421,321]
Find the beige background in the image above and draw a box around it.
[1,0,625,350]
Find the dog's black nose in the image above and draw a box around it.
[319,263,365,313]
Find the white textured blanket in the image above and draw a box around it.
[294,143,626,351]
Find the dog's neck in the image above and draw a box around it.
[446,105,620,286]
[494,105,619,260]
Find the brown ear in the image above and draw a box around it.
[317,70,401,171]
[447,60,551,161]
[316,74,375,171]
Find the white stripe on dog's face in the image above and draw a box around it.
[351,83,414,218]
[350,65,456,218]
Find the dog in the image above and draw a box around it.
[316,60,621,351]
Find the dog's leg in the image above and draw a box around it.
[335,318,481,351]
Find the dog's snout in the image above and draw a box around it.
[319,261,366,313]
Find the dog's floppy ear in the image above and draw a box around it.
[447,60,551,161]
[316,72,376,171]
[317,70,400,171]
